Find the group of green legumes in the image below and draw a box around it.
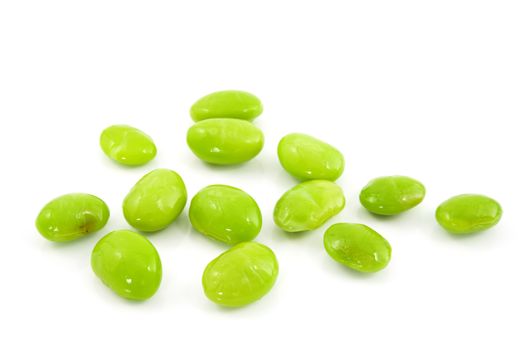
[36,90,503,307]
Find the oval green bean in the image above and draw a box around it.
[189,185,261,245]
[190,90,263,122]
[274,180,345,232]
[187,118,264,165]
[324,223,391,273]
[278,133,344,181]
[100,125,156,166]
[202,242,278,307]
[359,175,426,215]
[436,194,502,234]
[123,169,187,232]
[91,230,162,300]
[36,193,109,242]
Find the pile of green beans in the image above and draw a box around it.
[35,90,502,307]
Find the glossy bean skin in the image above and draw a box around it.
[189,185,262,245]
[91,230,162,301]
[123,169,187,232]
[187,118,264,165]
[359,175,426,215]
[277,133,345,181]
[436,194,502,234]
[190,90,263,122]
[100,125,156,166]
[274,180,345,232]
[36,193,109,242]
[202,242,278,307]
[324,223,391,273]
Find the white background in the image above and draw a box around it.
[1,1,527,349]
